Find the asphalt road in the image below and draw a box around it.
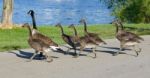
[0,35,150,78]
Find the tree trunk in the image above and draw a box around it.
[1,0,13,29]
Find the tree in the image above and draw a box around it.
[1,0,13,29]
[101,0,150,23]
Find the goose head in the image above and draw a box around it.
[112,19,124,32]
[27,10,34,16]
[112,20,121,27]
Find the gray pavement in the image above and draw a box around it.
[0,35,150,78]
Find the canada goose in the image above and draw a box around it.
[28,10,44,57]
[27,10,63,52]
[55,23,78,56]
[79,19,99,37]
[68,24,80,42]
[22,23,53,62]
[79,19,106,45]
[68,24,98,58]
[113,20,144,56]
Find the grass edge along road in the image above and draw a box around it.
[0,24,150,52]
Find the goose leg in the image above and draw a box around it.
[39,52,43,57]
[70,46,76,56]
[39,51,45,60]
[136,45,141,53]
[27,51,38,62]
[73,46,82,58]
[133,45,141,57]
[74,46,78,56]
[86,47,97,58]
[65,48,71,55]
[91,47,96,58]
[73,48,79,58]
[113,44,123,56]
[45,54,53,63]
[43,49,53,63]
[92,47,97,58]
[72,44,78,57]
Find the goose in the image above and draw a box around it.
[55,23,78,57]
[27,10,44,57]
[79,19,106,46]
[68,24,80,42]
[68,24,98,58]
[112,20,144,56]
[22,23,53,62]
[79,19,99,37]
[27,10,63,52]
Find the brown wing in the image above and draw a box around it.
[85,32,99,38]
[79,35,98,45]
[28,38,49,51]
[62,34,76,47]
[117,30,143,43]
[32,31,58,46]
[85,32,106,44]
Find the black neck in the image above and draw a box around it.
[83,21,87,32]
[73,26,77,36]
[59,26,64,35]
[31,13,37,29]
[116,25,123,33]
[119,22,124,30]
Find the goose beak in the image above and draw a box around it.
[27,10,31,15]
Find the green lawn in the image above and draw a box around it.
[0,24,150,52]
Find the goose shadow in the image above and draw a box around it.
[63,46,136,57]
[80,48,137,57]
[95,49,137,57]
[60,46,87,56]
[100,46,132,51]
[81,49,122,55]
[62,49,87,57]
[65,47,119,55]
[9,50,59,60]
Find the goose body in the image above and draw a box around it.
[27,10,62,51]
[113,20,143,56]
[22,23,53,62]
[55,23,77,56]
[116,30,144,44]
[68,24,98,58]
[79,19,106,45]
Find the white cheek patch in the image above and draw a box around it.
[125,42,138,46]
[32,29,37,35]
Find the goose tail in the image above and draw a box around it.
[50,46,64,52]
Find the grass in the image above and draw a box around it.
[0,24,150,52]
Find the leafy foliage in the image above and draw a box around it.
[101,0,150,23]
